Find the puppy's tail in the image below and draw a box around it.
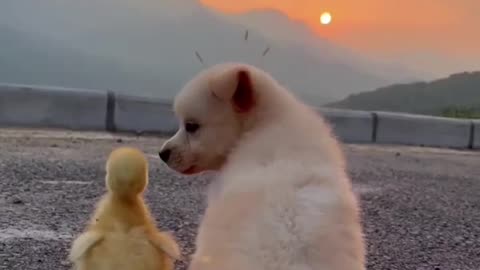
[105,147,148,197]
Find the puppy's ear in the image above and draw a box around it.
[210,67,255,113]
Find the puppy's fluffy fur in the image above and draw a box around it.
[69,147,180,270]
[160,62,366,270]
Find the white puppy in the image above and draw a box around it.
[159,62,366,270]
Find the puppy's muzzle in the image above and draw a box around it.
[159,149,171,163]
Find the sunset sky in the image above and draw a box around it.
[202,0,480,77]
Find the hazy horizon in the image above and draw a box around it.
[204,0,480,78]
[0,0,478,104]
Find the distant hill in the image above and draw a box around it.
[0,25,161,95]
[0,0,417,104]
[230,9,423,83]
[328,71,480,118]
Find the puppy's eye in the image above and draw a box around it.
[185,122,200,133]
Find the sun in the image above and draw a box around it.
[320,12,332,25]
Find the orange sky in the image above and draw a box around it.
[202,0,480,74]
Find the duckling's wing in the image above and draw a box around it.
[69,231,104,262]
[149,231,181,260]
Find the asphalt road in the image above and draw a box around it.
[0,128,479,270]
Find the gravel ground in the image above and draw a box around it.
[0,128,479,270]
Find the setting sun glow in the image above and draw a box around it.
[320,12,332,25]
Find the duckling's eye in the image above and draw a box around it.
[185,122,200,134]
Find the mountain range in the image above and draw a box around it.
[328,71,480,117]
[0,0,420,104]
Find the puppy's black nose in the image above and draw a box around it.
[159,149,171,163]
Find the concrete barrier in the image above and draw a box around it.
[0,84,107,130]
[1,84,479,150]
[473,120,480,149]
[375,111,472,149]
[113,94,177,134]
[318,108,374,143]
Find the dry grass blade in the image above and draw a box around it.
[262,46,271,57]
[194,51,204,65]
